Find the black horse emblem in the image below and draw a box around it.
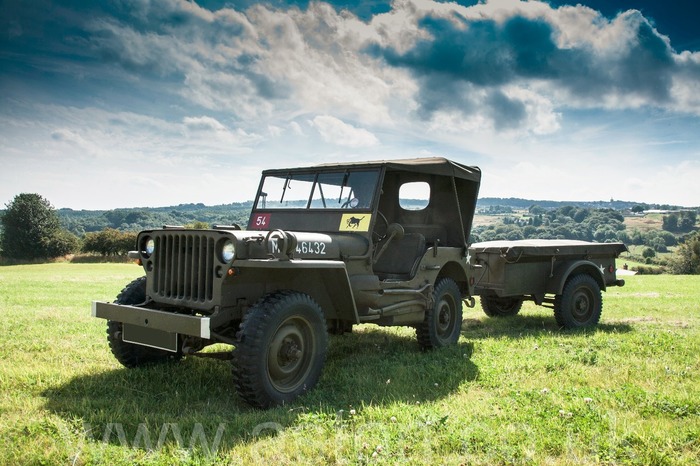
[346,216,365,228]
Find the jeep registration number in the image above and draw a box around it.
[296,241,327,255]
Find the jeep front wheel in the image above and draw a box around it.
[107,276,182,367]
[416,278,463,350]
[232,291,328,408]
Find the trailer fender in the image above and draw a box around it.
[548,260,606,295]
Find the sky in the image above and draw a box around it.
[1,0,699,210]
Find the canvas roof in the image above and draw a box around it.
[263,157,481,183]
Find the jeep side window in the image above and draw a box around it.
[399,181,430,210]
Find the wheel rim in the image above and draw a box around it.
[571,286,593,322]
[267,317,314,393]
[436,296,456,338]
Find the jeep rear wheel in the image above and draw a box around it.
[480,296,524,317]
[232,291,328,408]
[416,278,463,350]
[554,274,602,329]
[107,276,182,367]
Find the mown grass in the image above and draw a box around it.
[1,264,698,465]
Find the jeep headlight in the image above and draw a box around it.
[142,236,155,257]
[221,240,236,262]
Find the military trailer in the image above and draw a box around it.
[93,158,481,408]
[471,240,627,327]
[92,157,626,408]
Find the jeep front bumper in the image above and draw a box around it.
[92,301,211,339]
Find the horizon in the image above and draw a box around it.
[2,0,699,210]
[30,195,695,213]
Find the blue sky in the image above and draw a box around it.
[1,0,699,209]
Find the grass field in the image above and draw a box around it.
[1,264,698,465]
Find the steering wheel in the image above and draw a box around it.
[340,197,360,209]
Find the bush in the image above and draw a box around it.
[82,228,137,256]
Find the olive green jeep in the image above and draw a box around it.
[93,157,481,408]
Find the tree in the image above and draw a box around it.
[1,193,78,259]
[671,232,700,274]
[662,213,679,232]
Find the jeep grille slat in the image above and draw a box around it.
[152,233,215,303]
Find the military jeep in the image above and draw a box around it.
[93,157,481,408]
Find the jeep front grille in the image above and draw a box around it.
[152,234,215,303]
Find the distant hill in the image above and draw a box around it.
[55,202,253,235]
[475,197,685,211]
[0,197,692,237]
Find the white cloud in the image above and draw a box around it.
[2,0,700,209]
[50,128,108,158]
[183,116,227,132]
[289,121,305,136]
[309,115,379,147]
[183,115,262,146]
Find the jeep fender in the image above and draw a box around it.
[236,260,360,324]
[547,260,605,295]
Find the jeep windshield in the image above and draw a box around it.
[255,169,380,210]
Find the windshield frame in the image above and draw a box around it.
[254,168,381,211]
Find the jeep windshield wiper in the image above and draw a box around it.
[279,175,291,203]
[338,171,349,203]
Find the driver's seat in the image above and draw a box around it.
[373,233,426,281]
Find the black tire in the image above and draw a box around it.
[554,274,602,329]
[416,278,463,350]
[232,291,328,408]
[106,276,182,368]
[480,295,524,318]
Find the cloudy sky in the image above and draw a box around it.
[1,0,699,210]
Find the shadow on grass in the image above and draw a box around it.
[42,327,477,454]
[461,313,633,340]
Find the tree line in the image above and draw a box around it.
[472,205,696,252]
[58,203,251,235]
[2,193,699,274]
[0,194,249,260]
[471,205,699,274]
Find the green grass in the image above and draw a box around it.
[1,264,698,465]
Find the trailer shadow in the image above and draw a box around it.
[42,328,477,455]
[460,313,633,340]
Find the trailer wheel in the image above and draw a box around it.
[554,274,602,329]
[232,291,328,408]
[416,278,463,350]
[480,296,524,317]
[107,277,182,367]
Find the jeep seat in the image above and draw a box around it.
[373,233,426,281]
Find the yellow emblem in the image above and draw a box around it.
[339,213,371,232]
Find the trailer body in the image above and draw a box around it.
[471,239,627,325]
